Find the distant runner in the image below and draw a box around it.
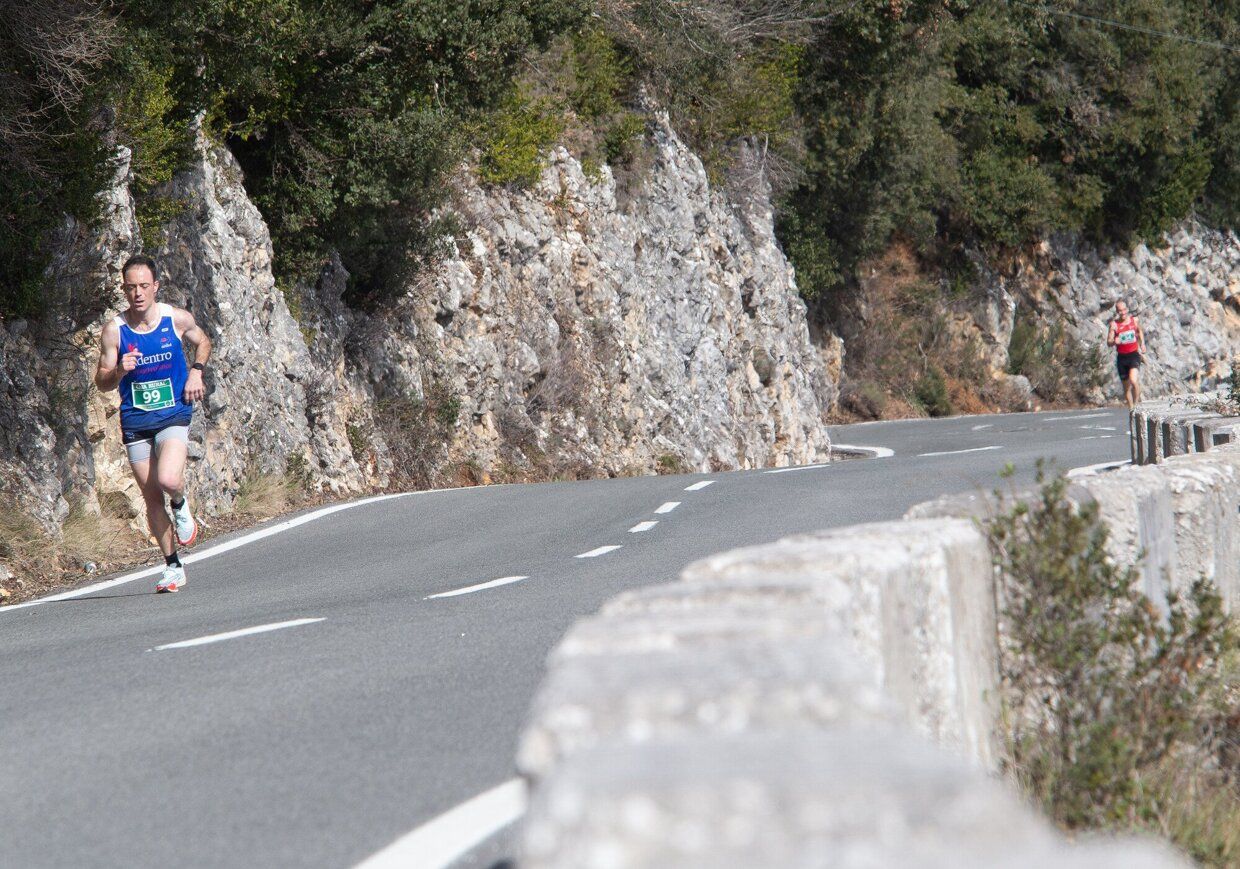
[94,255,211,593]
[1106,299,1144,410]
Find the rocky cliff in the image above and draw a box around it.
[0,115,838,580]
[969,223,1240,403]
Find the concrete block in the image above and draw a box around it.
[1192,418,1211,452]
[904,490,1004,522]
[519,732,1189,869]
[601,576,856,625]
[1146,412,1162,463]
[682,518,999,768]
[552,608,849,662]
[1162,418,1182,456]
[1199,417,1240,448]
[518,631,898,781]
[1071,466,1178,613]
[1160,448,1240,609]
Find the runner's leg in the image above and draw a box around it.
[1129,366,1141,407]
[154,435,188,503]
[132,457,175,557]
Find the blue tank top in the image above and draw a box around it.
[116,303,193,432]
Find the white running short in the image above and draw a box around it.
[123,424,190,464]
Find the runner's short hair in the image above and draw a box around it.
[121,254,159,283]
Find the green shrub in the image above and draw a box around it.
[1007,308,1104,401]
[568,27,631,122]
[913,366,952,417]
[655,453,687,475]
[990,466,1240,854]
[478,92,565,186]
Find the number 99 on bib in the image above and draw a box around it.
[132,378,175,411]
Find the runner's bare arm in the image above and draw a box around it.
[94,320,135,392]
[1106,320,1117,347]
[174,307,211,402]
[1135,317,1145,353]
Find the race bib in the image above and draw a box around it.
[1117,329,1136,344]
[132,378,175,411]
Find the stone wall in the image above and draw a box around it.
[515,444,1240,865]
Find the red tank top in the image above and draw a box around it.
[1114,317,1139,354]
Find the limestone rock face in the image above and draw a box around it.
[0,322,63,530]
[0,114,836,574]
[148,131,368,514]
[970,222,1240,402]
[355,116,836,475]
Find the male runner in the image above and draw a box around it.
[1106,299,1145,410]
[94,255,211,592]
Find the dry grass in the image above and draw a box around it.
[0,497,148,603]
[832,243,1037,421]
[60,500,135,566]
[234,473,293,521]
[1144,756,1240,867]
[0,508,46,587]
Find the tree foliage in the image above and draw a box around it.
[0,0,117,318]
[1,0,1236,319]
[780,0,1240,301]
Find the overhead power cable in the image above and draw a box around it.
[1010,1,1240,53]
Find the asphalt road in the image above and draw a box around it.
[0,407,1130,868]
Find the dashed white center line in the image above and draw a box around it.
[1080,424,1118,431]
[917,445,1003,457]
[654,501,681,514]
[628,521,658,533]
[684,480,715,491]
[576,545,622,559]
[970,423,994,431]
[424,576,528,600]
[150,618,324,651]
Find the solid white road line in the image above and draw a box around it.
[1,489,445,613]
[917,445,1003,457]
[684,480,715,491]
[355,778,527,869]
[766,463,831,474]
[576,545,622,559]
[628,521,658,533]
[1043,412,1112,421]
[830,445,895,458]
[654,501,681,514]
[1067,459,1131,479]
[424,576,528,600]
[150,618,324,651]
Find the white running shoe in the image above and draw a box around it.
[156,564,186,593]
[172,499,198,547]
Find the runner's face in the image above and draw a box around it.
[122,266,158,314]
[1115,303,1128,319]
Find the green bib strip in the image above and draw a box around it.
[132,378,175,412]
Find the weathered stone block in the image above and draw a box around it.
[682,518,999,768]
[519,732,1188,869]
[519,630,897,781]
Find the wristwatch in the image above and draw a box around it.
[191,362,206,372]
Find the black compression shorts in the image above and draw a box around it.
[1116,351,1141,380]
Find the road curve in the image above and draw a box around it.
[0,407,1130,868]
